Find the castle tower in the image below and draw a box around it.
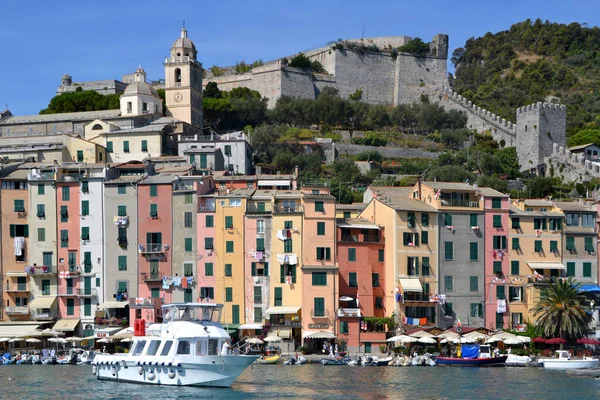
[516,102,566,172]
[430,34,449,59]
[164,27,203,128]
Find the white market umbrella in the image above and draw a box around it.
[503,337,527,345]
[41,328,65,337]
[9,338,23,343]
[519,336,531,343]
[120,338,132,343]
[437,331,460,340]
[263,336,282,343]
[452,337,475,344]
[401,337,419,344]
[417,336,438,344]
[409,331,434,338]
[463,332,487,341]
[386,335,410,343]
[49,338,67,344]
[485,337,503,343]
[26,338,41,343]
[66,337,83,343]
[96,338,112,343]
[246,337,264,345]
[0,338,10,343]
[440,338,449,344]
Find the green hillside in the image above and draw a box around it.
[452,19,600,136]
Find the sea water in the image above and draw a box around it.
[1,364,598,399]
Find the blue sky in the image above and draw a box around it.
[2,0,600,115]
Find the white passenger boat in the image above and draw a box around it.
[538,350,599,370]
[92,303,259,387]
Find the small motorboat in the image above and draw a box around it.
[321,357,348,365]
[284,355,307,365]
[538,350,599,370]
[505,354,533,366]
[374,356,393,366]
[256,355,281,365]
[412,354,436,366]
[435,344,507,366]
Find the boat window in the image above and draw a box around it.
[132,340,147,356]
[208,339,218,355]
[177,340,191,355]
[160,341,173,356]
[196,340,207,356]
[146,340,161,356]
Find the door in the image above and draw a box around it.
[184,289,193,303]
[84,277,91,296]
[42,279,50,296]
[84,298,91,316]
[43,252,52,270]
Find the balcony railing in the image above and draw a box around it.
[80,266,95,277]
[5,306,29,315]
[28,171,55,181]
[340,234,382,243]
[310,309,330,318]
[439,199,480,208]
[138,243,167,254]
[27,265,56,275]
[141,272,164,283]
[269,316,302,327]
[59,265,81,276]
[58,287,77,296]
[274,204,303,214]
[197,203,216,212]
[76,288,97,297]
[31,311,54,320]
[247,203,273,213]
[5,283,29,292]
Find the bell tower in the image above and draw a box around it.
[164,27,203,128]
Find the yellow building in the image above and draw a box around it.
[214,188,254,325]
[361,187,439,326]
[63,134,107,163]
[510,199,564,325]
[269,190,304,340]
[335,203,366,219]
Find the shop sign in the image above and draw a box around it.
[308,324,328,329]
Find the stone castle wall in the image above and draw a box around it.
[545,143,600,182]
[202,35,449,108]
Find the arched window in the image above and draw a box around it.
[175,68,181,83]
[92,124,103,131]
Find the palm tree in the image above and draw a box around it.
[532,277,592,341]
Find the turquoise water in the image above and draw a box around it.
[1,364,599,399]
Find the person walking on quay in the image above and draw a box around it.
[328,344,334,359]
[334,344,339,358]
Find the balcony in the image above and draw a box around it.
[438,197,480,208]
[340,233,382,243]
[247,202,273,214]
[274,204,303,214]
[337,308,362,318]
[27,265,57,276]
[58,287,77,296]
[5,306,29,315]
[138,243,167,254]
[28,171,55,181]
[59,265,81,276]
[269,316,302,327]
[310,309,331,318]
[31,311,55,321]
[197,201,216,212]
[80,267,96,277]
[5,283,29,293]
[76,288,97,297]
[141,271,164,283]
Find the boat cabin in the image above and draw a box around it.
[129,303,230,360]
[555,350,571,360]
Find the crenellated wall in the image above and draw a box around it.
[545,143,600,182]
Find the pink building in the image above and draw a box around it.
[56,181,81,322]
[482,191,510,329]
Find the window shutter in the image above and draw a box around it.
[264,262,269,276]
[23,225,29,238]
[251,262,256,276]
[82,200,89,216]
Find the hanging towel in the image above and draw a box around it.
[14,237,24,256]
[173,277,182,287]
[402,317,408,324]
[395,293,402,303]
[182,278,188,289]
[255,251,264,260]
[286,276,292,285]
[113,216,119,224]
[187,276,193,285]
[277,254,286,264]
[497,299,507,313]
[419,318,427,326]
[284,254,290,264]
[288,254,298,265]
[277,230,286,241]
[412,319,420,326]
[286,229,292,238]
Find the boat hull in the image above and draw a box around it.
[94,355,259,387]
[540,359,599,370]
[435,356,508,366]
